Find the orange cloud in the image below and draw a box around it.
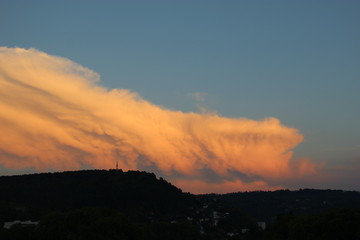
[0,47,315,193]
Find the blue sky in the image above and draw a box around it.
[1,0,360,190]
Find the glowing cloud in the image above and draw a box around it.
[0,47,315,192]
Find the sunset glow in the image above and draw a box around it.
[0,47,317,192]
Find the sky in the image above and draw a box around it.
[0,1,359,193]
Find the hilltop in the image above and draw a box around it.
[0,170,189,220]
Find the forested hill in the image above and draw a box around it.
[217,188,360,221]
[0,170,189,217]
[2,170,360,218]
[1,170,360,239]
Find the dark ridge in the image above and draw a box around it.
[214,188,360,221]
[1,170,360,240]
[0,170,191,221]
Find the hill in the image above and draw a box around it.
[217,188,360,221]
[1,170,360,240]
[0,170,190,221]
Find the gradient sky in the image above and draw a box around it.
[1,1,360,193]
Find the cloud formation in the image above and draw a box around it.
[0,47,315,193]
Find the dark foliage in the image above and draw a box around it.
[264,208,360,240]
[0,170,188,221]
[218,189,360,221]
[1,170,360,239]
